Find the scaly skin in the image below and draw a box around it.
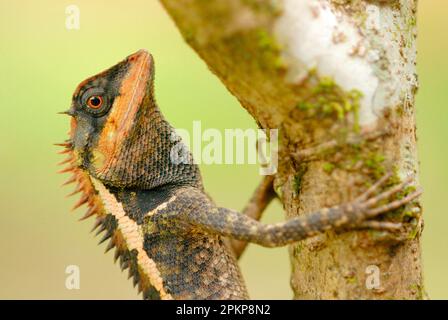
[57,50,422,300]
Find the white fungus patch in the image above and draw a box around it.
[274,0,391,126]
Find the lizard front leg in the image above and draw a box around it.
[231,130,393,255]
[180,174,421,247]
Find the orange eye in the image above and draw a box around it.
[86,95,103,109]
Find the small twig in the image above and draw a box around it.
[231,175,276,259]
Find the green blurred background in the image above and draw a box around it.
[0,0,446,299]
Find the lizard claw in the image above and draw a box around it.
[354,172,393,202]
[352,173,422,222]
[352,220,403,232]
[364,188,422,217]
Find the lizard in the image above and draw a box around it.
[57,49,422,300]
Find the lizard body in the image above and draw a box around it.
[58,50,421,300]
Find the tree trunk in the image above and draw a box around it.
[160,0,425,299]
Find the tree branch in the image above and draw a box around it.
[160,0,425,299]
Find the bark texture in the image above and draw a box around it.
[160,0,424,299]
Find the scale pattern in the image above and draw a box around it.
[58,50,422,300]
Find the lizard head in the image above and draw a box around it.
[60,50,201,189]
[57,50,201,298]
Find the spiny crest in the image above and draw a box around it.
[55,139,115,255]
[56,138,148,296]
[56,138,98,211]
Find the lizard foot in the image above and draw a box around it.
[338,172,422,229]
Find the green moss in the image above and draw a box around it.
[295,75,363,132]
[293,243,303,257]
[387,168,402,186]
[255,30,286,71]
[408,16,417,28]
[363,152,386,179]
[316,76,336,92]
[293,165,307,195]
[404,15,418,49]
[377,171,421,224]
[274,185,283,200]
[183,28,197,44]
[407,220,419,240]
[241,0,282,16]
[346,276,357,284]
[348,89,362,132]
[323,162,336,174]
[297,101,313,111]
[397,185,417,200]
[219,26,287,77]
[402,210,414,218]
[396,104,405,117]
[257,30,275,50]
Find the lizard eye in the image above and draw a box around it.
[80,87,110,116]
[86,95,103,109]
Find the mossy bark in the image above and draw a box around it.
[160,0,424,299]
